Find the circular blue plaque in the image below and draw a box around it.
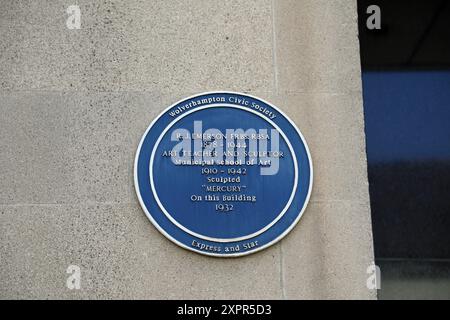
[134,92,312,257]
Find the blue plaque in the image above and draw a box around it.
[134,92,312,257]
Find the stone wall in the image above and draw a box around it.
[0,0,375,299]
